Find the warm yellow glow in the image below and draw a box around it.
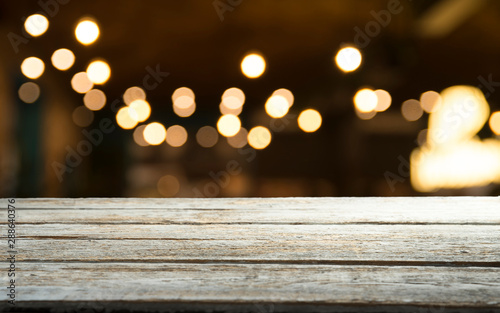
[133,125,149,147]
[490,112,500,135]
[86,60,110,84]
[222,87,245,109]
[166,125,188,147]
[411,85,500,192]
[172,87,195,102]
[401,99,423,122]
[72,106,94,127]
[354,88,377,113]
[21,57,45,79]
[265,95,289,118]
[248,126,271,149]
[51,48,75,71]
[217,114,241,137]
[272,88,294,108]
[174,103,196,117]
[220,102,242,116]
[24,14,49,37]
[18,82,40,103]
[196,126,219,148]
[374,89,391,112]
[173,95,195,109]
[116,107,138,130]
[417,129,428,146]
[123,86,146,105]
[75,19,99,45]
[298,109,322,133]
[143,122,167,145]
[241,53,266,78]
[355,109,377,120]
[71,72,94,94]
[157,175,180,197]
[227,127,248,148]
[83,89,106,111]
[420,91,442,113]
[129,99,151,122]
[335,47,362,73]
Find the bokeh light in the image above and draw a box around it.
[217,114,241,137]
[24,14,49,37]
[18,82,40,103]
[241,53,266,78]
[157,175,180,197]
[401,99,424,121]
[374,89,392,112]
[265,95,289,118]
[227,127,248,148]
[51,48,75,71]
[355,109,377,120]
[298,109,322,132]
[248,126,271,149]
[133,125,149,147]
[75,19,100,45]
[272,88,294,108]
[172,87,195,101]
[489,111,500,135]
[123,86,146,105]
[354,88,377,113]
[129,99,151,122]
[116,107,138,130]
[86,60,111,84]
[173,95,195,109]
[196,126,218,148]
[83,89,106,111]
[166,125,188,147]
[335,47,362,72]
[222,87,245,109]
[174,103,196,117]
[72,106,94,127]
[420,91,442,113]
[143,122,167,145]
[21,57,45,79]
[417,128,428,146]
[220,102,242,116]
[71,72,94,94]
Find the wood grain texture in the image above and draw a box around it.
[0,197,499,312]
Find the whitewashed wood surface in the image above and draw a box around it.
[1,197,500,312]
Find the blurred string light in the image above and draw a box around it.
[227,127,248,148]
[166,125,188,147]
[83,89,106,111]
[86,60,110,84]
[489,111,500,135]
[374,89,391,112]
[116,107,138,130]
[71,72,93,93]
[265,95,289,118]
[248,126,271,149]
[133,125,149,147]
[157,175,180,197]
[51,48,75,71]
[420,91,442,113]
[298,109,322,133]
[417,128,428,146]
[143,122,166,145]
[72,106,94,127]
[123,86,146,105]
[75,19,99,45]
[172,87,196,117]
[217,114,241,137]
[222,87,245,109]
[196,126,219,148]
[401,99,423,121]
[272,88,294,108]
[335,46,362,73]
[24,14,49,37]
[21,57,45,79]
[18,82,40,103]
[220,102,242,115]
[355,109,377,120]
[129,99,151,122]
[241,53,266,78]
[353,88,377,113]
[411,85,500,192]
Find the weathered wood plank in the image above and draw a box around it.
[2,263,500,306]
[6,197,500,224]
